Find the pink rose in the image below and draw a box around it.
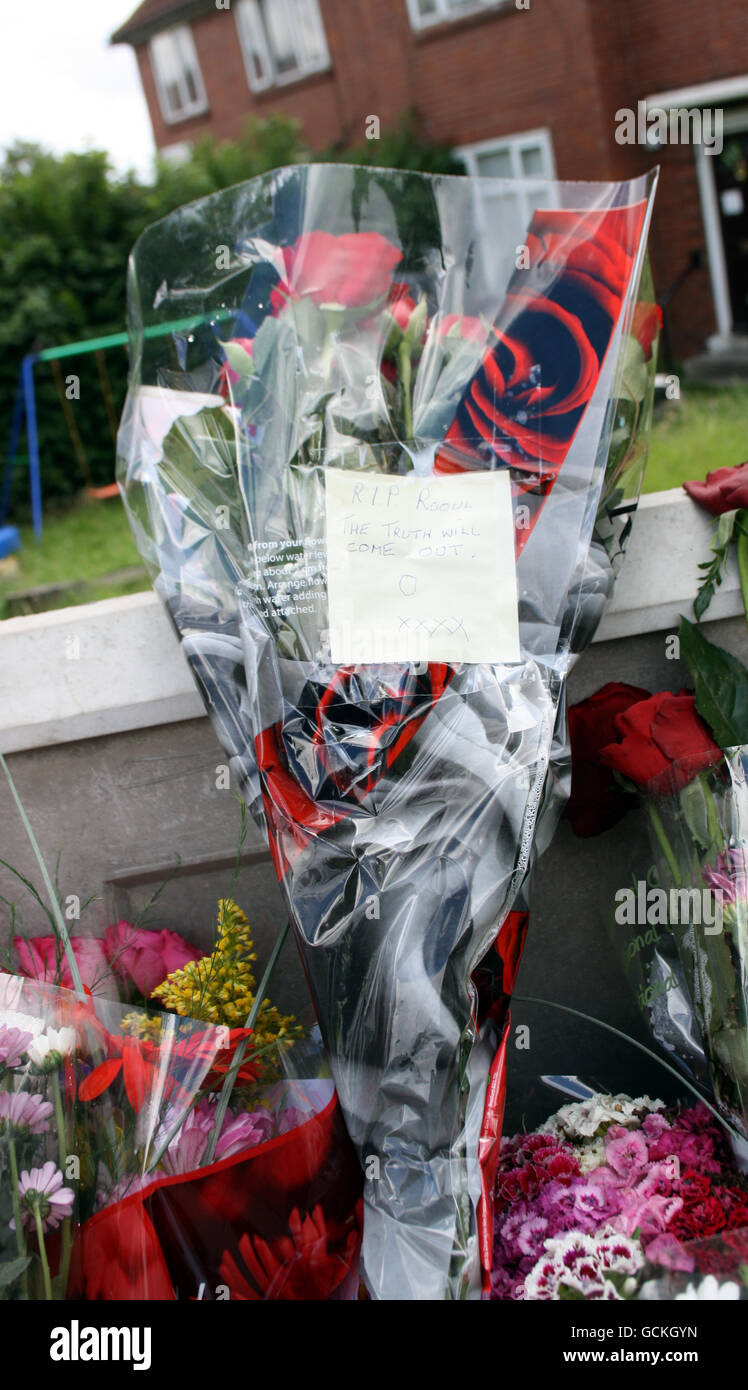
[104,922,203,998]
[14,934,110,994]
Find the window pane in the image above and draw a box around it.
[291,0,327,66]
[521,144,547,176]
[476,148,513,178]
[237,0,273,87]
[261,0,298,75]
[416,0,440,16]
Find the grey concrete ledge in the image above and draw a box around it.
[0,489,742,754]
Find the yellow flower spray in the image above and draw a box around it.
[151,899,302,1058]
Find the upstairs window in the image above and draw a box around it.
[406,0,507,29]
[457,130,557,284]
[149,26,208,123]
[236,0,330,92]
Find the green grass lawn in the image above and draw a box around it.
[643,384,748,494]
[0,495,148,618]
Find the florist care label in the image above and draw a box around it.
[324,468,520,665]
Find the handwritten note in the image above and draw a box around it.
[325,468,520,664]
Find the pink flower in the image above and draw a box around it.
[0,1090,53,1136]
[0,1024,33,1069]
[645,1233,695,1272]
[104,922,203,998]
[605,1126,649,1184]
[15,1162,74,1231]
[159,1099,273,1176]
[14,935,110,994]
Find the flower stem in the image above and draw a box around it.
[735,510,748,628]
[32,1199,53,1301]
[698,770,725,854]
[51,1070,72,1295]
[8,1139,26,1260]
[399,342,413,440]
[646,801,682,888]
[203,920,291,1167]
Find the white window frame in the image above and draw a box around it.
[457,128,557,186]
[457,130,557,285]
[235,0,330,94]
[406,0,508,30]
[149,25,208,124]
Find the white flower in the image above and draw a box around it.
[676,1276,741,1301]
[522,1226,645,1301]
[540,1093,664,1141]
[27,1026,76,1068]
[0,1009,45,1039]
[578,1137,607,1172]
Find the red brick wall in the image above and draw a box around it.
[133,0,748,358]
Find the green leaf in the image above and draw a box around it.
[618,334,650,404]
[678,616,748,747]
[0,1256,30,1289]
[222,340,254,376]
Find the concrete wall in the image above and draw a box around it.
[1,489,746,1126]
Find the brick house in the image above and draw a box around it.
[112,0,748,365]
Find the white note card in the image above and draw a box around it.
[325,468,520,665]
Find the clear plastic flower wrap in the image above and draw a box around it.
[0,970,362,1301]
[117,163,658,1298]
[611,749,748,1168]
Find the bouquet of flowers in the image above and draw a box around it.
[117,162,658,1298]
[568,620,748,1162]
[0,783,362,1302]
[491,1089,748,1300]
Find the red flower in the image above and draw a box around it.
[14,934,111,994]
[600,690,723,795]
[632,302,663,360]
[684,461,748,516]
[567,682,651,835]
[104,921,203,998]
[218,1203,361,1300]
[387,281,419,333]
[435,202,647,557]
[679,1170,713,1205]
[275,231,402,310]
[669,1195,726,1240]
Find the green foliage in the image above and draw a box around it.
[0,112,458,516]
[678,615,748,748]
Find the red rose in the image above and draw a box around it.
[104,922,203,998]
[600,690,723,795]
[684,461,748,516]
[632,302,663,360]
[14,934,111,994]
[387,281,418,333]
[566,682,650,835]
[435,201,647,556]
[276,230,402,311]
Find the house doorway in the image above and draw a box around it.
[714,126,748,333]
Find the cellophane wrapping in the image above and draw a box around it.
[615,750,748,1163]
[0,971,362,1300]
[117,163,658,1298]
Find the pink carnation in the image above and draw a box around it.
[14,935,110,994]
[104,922,203,998]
